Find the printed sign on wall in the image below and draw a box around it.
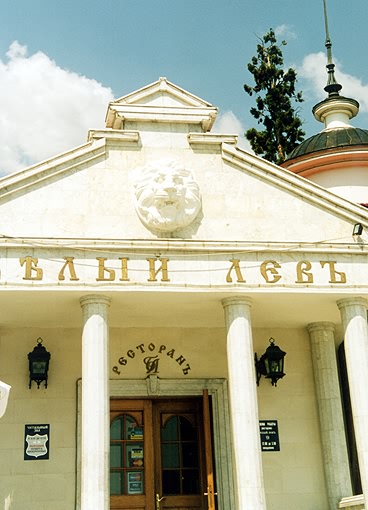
[259,420,280,451]
[24,424,50,460]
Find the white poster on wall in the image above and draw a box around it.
[0,380,11,418]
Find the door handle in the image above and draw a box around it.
[156,493,165,510]
[204,487,218,509]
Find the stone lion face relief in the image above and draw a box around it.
[132,160,202,232]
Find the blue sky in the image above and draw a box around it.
[0,0,367,174]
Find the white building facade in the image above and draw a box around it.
[1,78,368,510]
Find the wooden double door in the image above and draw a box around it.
[110,394,216,510]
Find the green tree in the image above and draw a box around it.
[243,28,305,164]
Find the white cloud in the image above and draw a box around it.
[0,43,257,175]
[213,111,253,152]
[0,41,114,175]
[275,24,296,40]
[299,51,368,113]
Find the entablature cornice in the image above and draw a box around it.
[87,129,140,144]
[0,237,365,255]
[188,133,238,146]
[106,105,218,132]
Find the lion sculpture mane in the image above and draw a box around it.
[132,160,201,232]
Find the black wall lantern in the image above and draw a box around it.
[28,338,51,389]
[353,223,363,236]
[255,338,286,387]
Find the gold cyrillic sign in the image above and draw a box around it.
[12,255,349,286]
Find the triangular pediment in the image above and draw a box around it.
[0,131,367,247]
[112,77,213,108]
[105,77,218,131]
[0,78,367,249]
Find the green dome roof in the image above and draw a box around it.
[287,127,368,160]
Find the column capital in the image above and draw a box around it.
[80,294,111,308]
[337,297,368,311]
[307,322,335,334]
[222,296,252,309]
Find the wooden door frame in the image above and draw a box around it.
[76,377,235,510]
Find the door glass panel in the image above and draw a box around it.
[110,412,145,496]
[162,470,181,494]
[111,444,123,468]
[162,443,179,467]
[126,470,144,495]
[110,472,123,495]
[183,442,198,467]
[126,443,144,468]
[110,416,123,440]
[183,470,199,493]
[180,417,197,440]
[161,416,178,440]
[126,415,143,440]
[161,415,200,496]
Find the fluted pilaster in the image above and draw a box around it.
[307,321,352,508]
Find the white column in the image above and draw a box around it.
[222,297,266,510]
[337,298,368,507]
[80,295,111,510]
[307,322,352,508]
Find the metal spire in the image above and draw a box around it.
[323,0,342,96]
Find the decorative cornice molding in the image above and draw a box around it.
[0,138,107,202]
[222,143,368,227]
[188,133,238,146]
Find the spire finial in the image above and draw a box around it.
[323,0,342,96]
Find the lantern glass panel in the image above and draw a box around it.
[264,356,282,375]
[270,360,281,373]
[32,360,47,375]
